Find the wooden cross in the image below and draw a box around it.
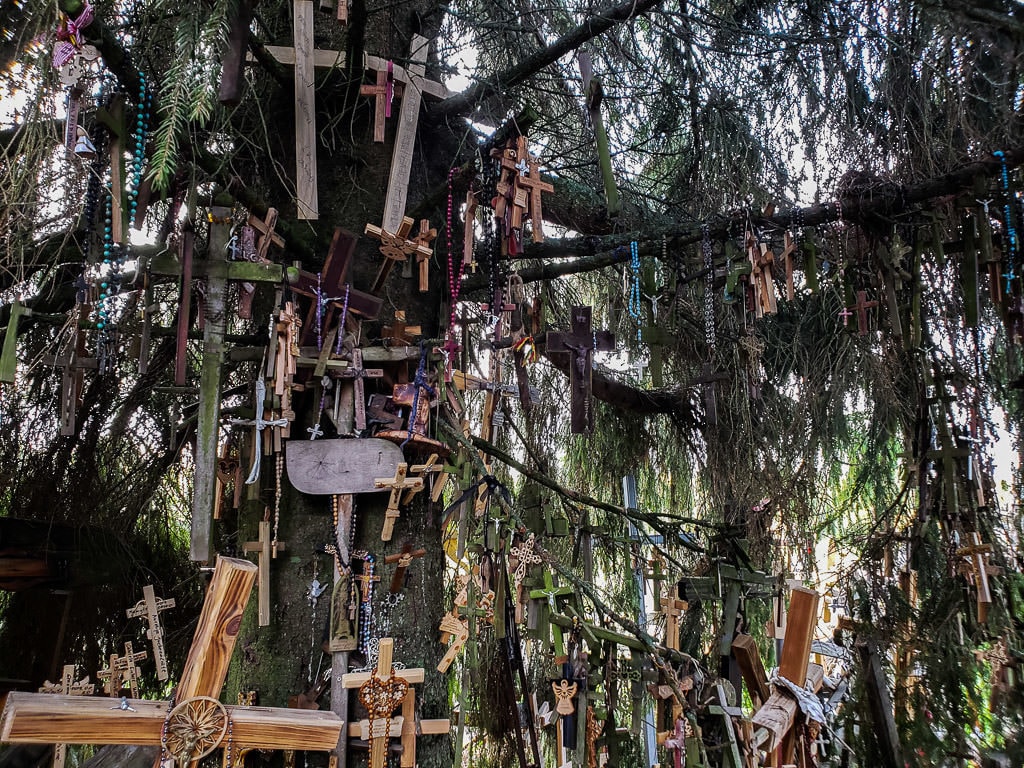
[639,323,672,388]
[957,531,994,623]
[0,558,343,760]
[382,310,422,346]
[384,544,427,593]
[243,520,288,627]
[340,638,436,768]
[463,189,478,267]
[529,571,574,662]
[781,231,797,301]
[147,207,283,561]
[373,464,425,541]
[746,229,777,316]
[578,53,621,216]
[544,306,614,434]
[115,642,147,699]
[38,664,94,768]
[366,217,433,294]
[96,654,124,697]
[436,612,470,674]
[354,566,381,603]
[413,219,437,292]
[125,584,176,681]
[408,453,443,501]
[247,208,285,261]
[516,154,555,243]
[851,289,879,336]
[659,595,688,651]
[360,67,392,143]
[40,322,97,436]
[335,347,384,432]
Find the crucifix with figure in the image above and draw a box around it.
[545,306,614,433]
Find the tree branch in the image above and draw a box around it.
[434,0,665,118]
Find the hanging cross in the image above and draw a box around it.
[354,567,381,603]
[115,642,147,699]
[384,544,427,593]
[335,347,384,431]
[125,585,176,681]
[463,189,478,267]
[528,570,575,661]
[837,305,853,327]
[851,289,879,336]
[40,323,98,436]
[38,664,94,768]
[781,231,797,301]
[436,612,470,673]
[957,531,994,623]
[360,66,392,142]
[544,306,614,434]
[0,558,343,759]
[408,454,444,502]
[366,217,433,294]
[247,207,285,260]
[659,595,688,651]
[516,154,555,243]
[373,464,425,541]
[413,219,437,292]
[243,520,289,627]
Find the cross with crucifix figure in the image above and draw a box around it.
[545,306,614,433]
[243,519,288,626]
[0,558,344,763]
[38,664,94,768]
[374,464,425,541]
[366,217,434,294]
[125,584,175,681]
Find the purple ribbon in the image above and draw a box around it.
[53,3,95,69]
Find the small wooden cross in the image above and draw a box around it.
[545,306,615,434]
[341,638,429,768]
[38,664,94,768]
[247,207,285,261]
[408,453,443,502]
[96,654,125,697]
[436,612,469,673]
[374,464,425,541]
[851,289,879,336]
[243,520,288,626]
[780,231,797,301]
[360,67,391,142]
[116,641,147,699]
[125,584,176,681]
[529,570,574,661]
[336,347,384,431]
[413,219,437,292]
[957,531,994,623]
[516,154,554,243]
[384,544,427,593]
[659,595,688,651]
[366,217,433,294]
[382,311,422,346]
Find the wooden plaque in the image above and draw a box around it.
[286,438,405,494]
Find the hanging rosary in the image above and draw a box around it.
[702,225,716,350]
[628,240,642,340]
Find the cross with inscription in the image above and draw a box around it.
[545,306,614,434]
[37,664,94,768]
[125,584,176,681]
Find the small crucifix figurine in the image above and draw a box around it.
[125,584,176,681]
[544,306,614,434]
[373,464,425,541]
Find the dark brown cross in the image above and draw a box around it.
[384,544,427,593]
[360,68,391,143]
[414,220,437,292]
[545,306,614,434]
[516,155,554,243]
[41,323,97,436]
[248,207,285,261]
[366,217,433,294]
[851,290,879,336]
[780,231,797,301]
[289,228,383,346]
[336,347,384,430]
[382,311,422,346]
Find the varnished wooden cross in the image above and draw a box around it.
[373,464,425,541]
[38,664,94,768]
[116,642,147,699]
[125,584,176,681]
[413,219,437,292]
[659,595,688,651]
[516,154,554,243]
[851,289,879,336]
[384,544,427,593]
[243,520,288,627]
[544,305,614,434]
[360,67,392,143]
[366,217,433,294]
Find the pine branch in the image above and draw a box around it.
[434,0,665,118]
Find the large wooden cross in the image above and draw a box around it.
[545,306,614,434]
[125,585,175,681]
[0,557,343,760]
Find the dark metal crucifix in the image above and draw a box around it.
[545,306,614,434]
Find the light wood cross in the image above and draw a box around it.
[957,531,994,623]
[360,67,391,143]
[413,219,437,292]
[366,217,433,294]
[243,520,288,627]
[38,664,94,768]
[0,299,31,384]
[436,613,470,674]
[781,231,797,301]
[0,558,343,762]
[126,584,176,681]
[115,642,147,699]
[374,464,425,541]
[659,595,688,651]
[247,208,285,261]
[516,154,554,243]
[96,654,124,697]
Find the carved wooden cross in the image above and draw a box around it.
[360,66,392,143]
[436,612,470,674]
[115,642,147,699]
[659,595,688,651]
[125,584,176,681]
[366,217,433,294]
[851,289,879,336]
[0,558,343,761]
[544,306,614,434]
[335,347,384,431]
[413,219,437,292]
[38,664,94,768]
[746,229,777,316]
[384,544,427,593]
[248,207,285,260]
[516,154,555,243]
[96,654,124,697]
[340,638,431,768]
[373,464,425,541]
[243,520,288,627]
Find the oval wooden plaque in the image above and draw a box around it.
[286,438,405,495]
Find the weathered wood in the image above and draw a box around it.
[177,556,257,701]
[858,639,904,768]
[750,663,824,752]
[0,693,342,750]
[779,587,819,685]
[0,300,30,384]
[218,0,253,106]
[730,634,770,705]
[544,306,614,433]
[125,585,175,681]
[243,521,286,627]
[286,438,404,494]
[293,0,318,218]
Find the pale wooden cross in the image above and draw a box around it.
[115,642,147,699]
[746,229,777,316]
[0,558,343,761]
[413,219,437,292]
[96,654,124,697]
[957,531,994,623]
[38,664,94,768]
[0,299,31,384]
[436,612,469,674]
[408,453,444,502]
[463,189,478,268]
[382,310,422,346]
[247,207,285,261]
[373,464,425,541]
[516,154,555,243]
[659,595,688,651]
[243,519,288,627]
[781,231,797,301]
[366,217,433,294]
[125,584,176,681]
[544,305,615,434]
